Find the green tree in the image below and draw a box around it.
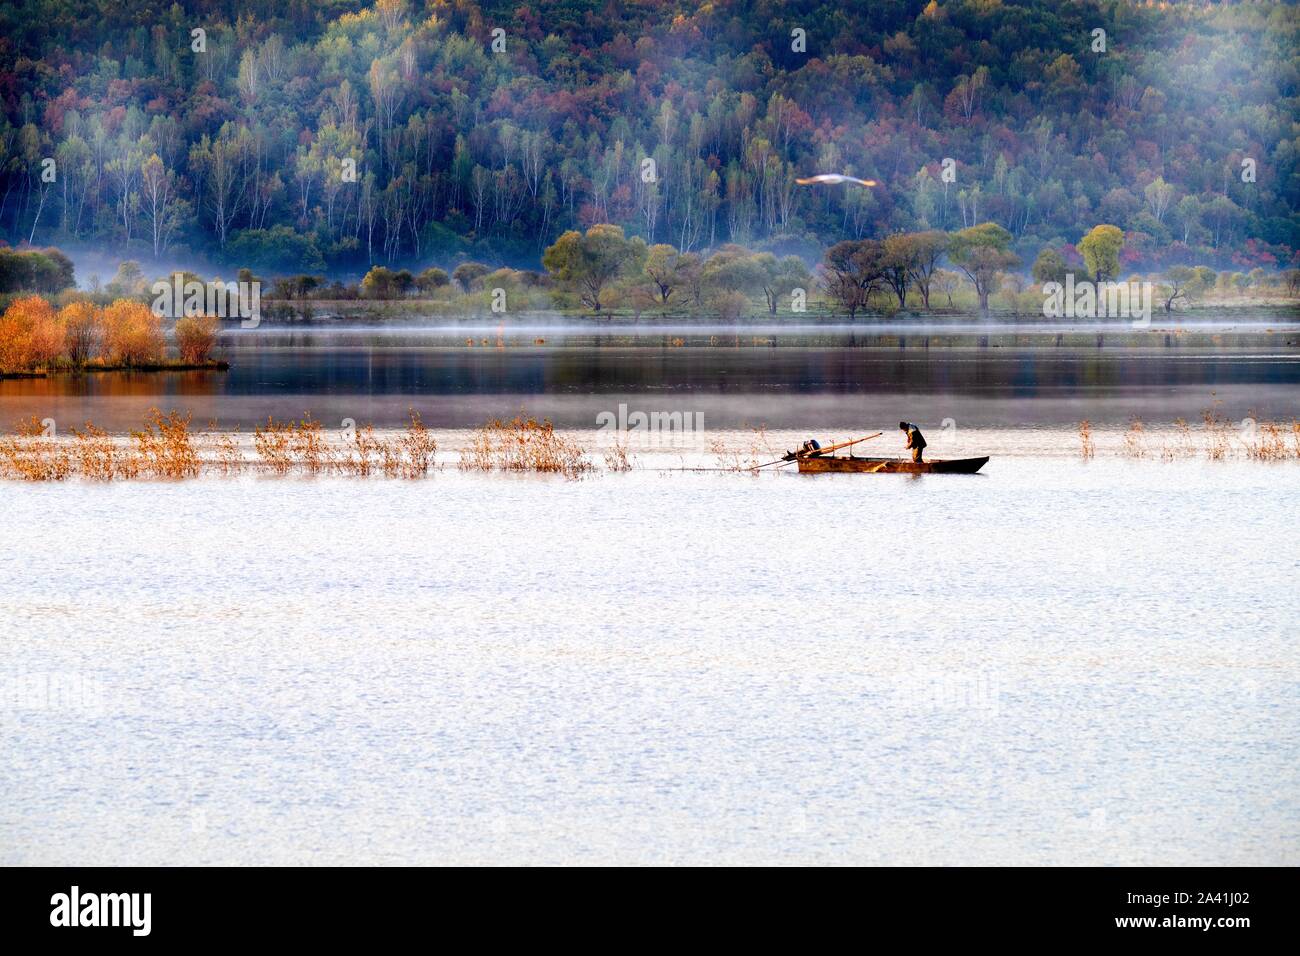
[904,230,948,309]
[1031,247,1069,285]
[361,266,398,299]
[542,225,647,312]
[1158,265,1208,312]
[1079,225,1124,282]
[416,267,449,294]
[452,262,490,292]
[643,244,686,305]
[882,234,921,308]
[948,223,1018,311]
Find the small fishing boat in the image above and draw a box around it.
[796,455,989,475]
[748,432,990,475]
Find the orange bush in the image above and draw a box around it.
[174,314,220,364]
[102,299,165,366]
[0,295,58,371]
[58,301,103,367]
[29,311,66,368]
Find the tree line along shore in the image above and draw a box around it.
[2,221,1296,370]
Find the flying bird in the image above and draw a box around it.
[795,173,879,187]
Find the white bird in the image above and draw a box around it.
[795,173,879,187]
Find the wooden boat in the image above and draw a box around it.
[797,455,989,474]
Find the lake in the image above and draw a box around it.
[1,315,1297,432]
[1,315,1297,865]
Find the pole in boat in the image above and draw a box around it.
[751,431,883,469]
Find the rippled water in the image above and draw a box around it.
[3,447,1297,864]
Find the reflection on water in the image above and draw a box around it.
[2,457,1296,864]
[1,316,1298,431]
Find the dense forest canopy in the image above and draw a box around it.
[0,0,1296,279]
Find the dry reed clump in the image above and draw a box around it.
[711,442,764,472]
[0,410,448,481]
[287,416,327,474]
[460,415,590,479]
[1202,407,1232,460]
[396,411,437,478]
[252,417,295,475]
[131,409,200,478]
[344,423,383,476]
[208,430,244,475]
[1163,418,1197,460]
[709,428,772,473]
[1243,418,1290,461]
[1081,411,1300,463]
[1121,418,1147,458]
[0,416,72,480]
[603,434,633,472]
[71,423,129,480]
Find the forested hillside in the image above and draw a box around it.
[0,0,1295,276]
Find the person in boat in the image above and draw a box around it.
[900,421,927,463]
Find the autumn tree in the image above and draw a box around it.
[0,296,59,370]
[822,239,887,319]
[58,301,103,367]
[175,315,220,364]
[102,300,165,366]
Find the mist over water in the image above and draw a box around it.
[3,315,1297,431]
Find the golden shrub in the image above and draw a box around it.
[102,299,165,366]
[175,314,220,364]
[0,295,58,370]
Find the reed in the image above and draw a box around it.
[461,415,589,479]
[709,437,761,472]
[1173,418,1196,459]
[0,417,72,480]
[208,430,244,475]
[397,411,437,478]
[1244,418,1289,461]
[253,417,295,475]
[1078,420,1095,459]
[131,409,200,478]
[288,416,326,474]
[1201,407,1232,460]
[603,434,633,472]
[1121,418,1146,458]
[71,423,124,480]
[348,423,382,477]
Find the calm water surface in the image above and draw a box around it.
[2,317,1297,430]
[2,451,1297,864]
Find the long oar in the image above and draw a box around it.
[752,431,883,469]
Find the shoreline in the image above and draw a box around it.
[0,360,229,380]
